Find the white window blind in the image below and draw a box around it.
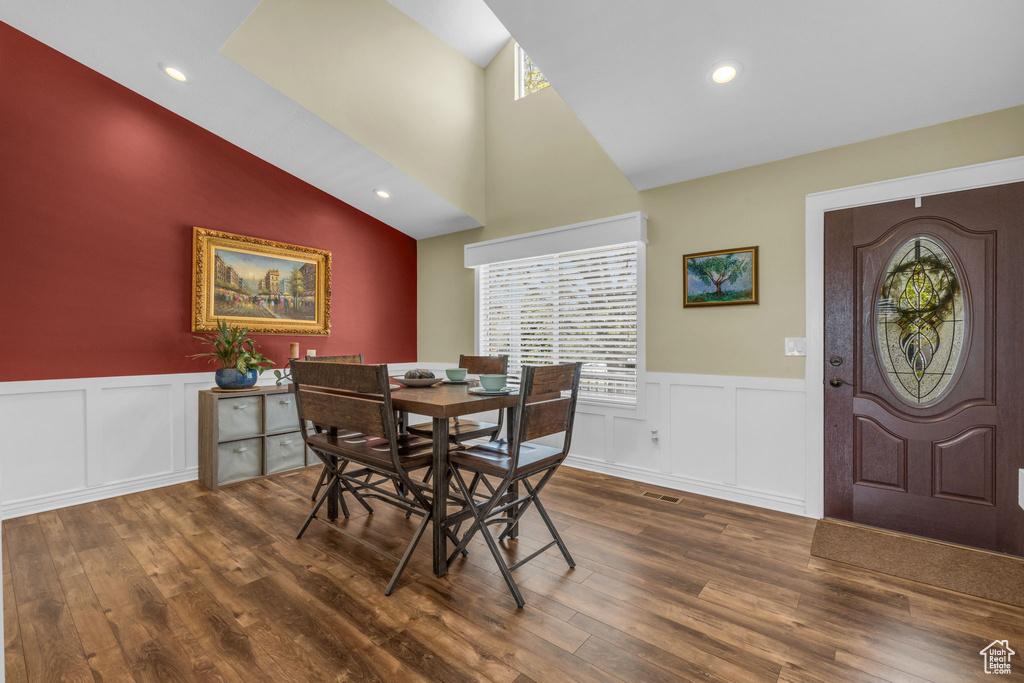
[478,242,639,405]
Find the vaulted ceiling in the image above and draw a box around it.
[484,0,1024,190]
[4,0,1023,238]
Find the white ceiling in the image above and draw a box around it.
[0,0,481,239]
[484,0,1024,190]
[386,0,508,68]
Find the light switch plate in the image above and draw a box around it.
[784,338,807,357]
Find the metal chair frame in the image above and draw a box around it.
[292,360,460,595]
[446,362,582,608]
[301,354,366,501]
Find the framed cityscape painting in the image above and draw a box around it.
[683,246,759,307]
[191,227,331,334]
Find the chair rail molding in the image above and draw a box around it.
[804,154,1024,519]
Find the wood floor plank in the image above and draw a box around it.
[697,578,800,619]
[237,571,429,683]
[167,585,281,682]
[6,521,65,605]
[36,510,86,580]
[422,561,592,655]
[16,596,95,682]
[411,580,623,683]
[259,540,410,646]
[516,563,781,681]
[833,649,933,683]
[162,534,271,629]
[575,633,714,683]
[3,532,29,683]
[58,502,124,553]
[5,465,1023,683]
[59,571,138,683]
[577,568,907,681]
[374,629,491,683]
[567,612,741,683]
[77,540,229,682]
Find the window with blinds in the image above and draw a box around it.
[478,242,639,405]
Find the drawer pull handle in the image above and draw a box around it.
[279,399,293,405]
[280,440,294,446]
[233,446,248,453]
[233,404,248,410]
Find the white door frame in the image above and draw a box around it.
[803,155,1024,518]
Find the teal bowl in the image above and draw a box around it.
[446,368,468,381]
[479,374,507,391]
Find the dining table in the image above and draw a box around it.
[385,381,559,577]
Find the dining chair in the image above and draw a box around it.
[291,360,437,595]
[302,354,365,501]
[445,362,582,608]
[407,354,509,446]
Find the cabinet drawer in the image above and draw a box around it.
[218,396,262,440]
[217,437,262,484]
[266,432,306,474]
[266,393,300,433]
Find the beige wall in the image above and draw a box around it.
[483,42,640,240]
[418,41,1024,376]
[643,104,1024,377]
[418,40,639,360]
[222,0,486,222]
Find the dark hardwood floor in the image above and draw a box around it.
[5,466,1022,682]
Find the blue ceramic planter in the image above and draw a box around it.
[215,368,259,390]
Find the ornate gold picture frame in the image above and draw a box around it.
[191,227,331,335]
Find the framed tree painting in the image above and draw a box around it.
[192,227,331,334]
[683,246,759,307]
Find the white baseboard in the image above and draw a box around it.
[563,455,809,517]
[1,467,199,519]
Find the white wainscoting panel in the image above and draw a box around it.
[0,364,810,519]
[100,384,175,484]
[735,387,806,500]
[0,372,243,519]
[0,390,87,501]
[568,412,608,462]
[670,384,731,485]
[566,372,808,516]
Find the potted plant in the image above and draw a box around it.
[191,320,273,390]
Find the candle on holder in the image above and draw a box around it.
[306,349,317,358]
[288,343,300,359]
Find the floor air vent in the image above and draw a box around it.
[642,491,680,503]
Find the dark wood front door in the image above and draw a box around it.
[824,182,1024,556]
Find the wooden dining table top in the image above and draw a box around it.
[388,381,557,418]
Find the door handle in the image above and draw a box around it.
[828,377,851,388]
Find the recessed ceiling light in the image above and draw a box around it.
[712,66,736,83]
[708,60,742,84]
[160,63,188,82]
[373,189,391,199]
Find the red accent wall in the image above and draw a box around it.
[0,22,417,382]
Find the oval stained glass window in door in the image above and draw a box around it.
[876,236,966,405]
